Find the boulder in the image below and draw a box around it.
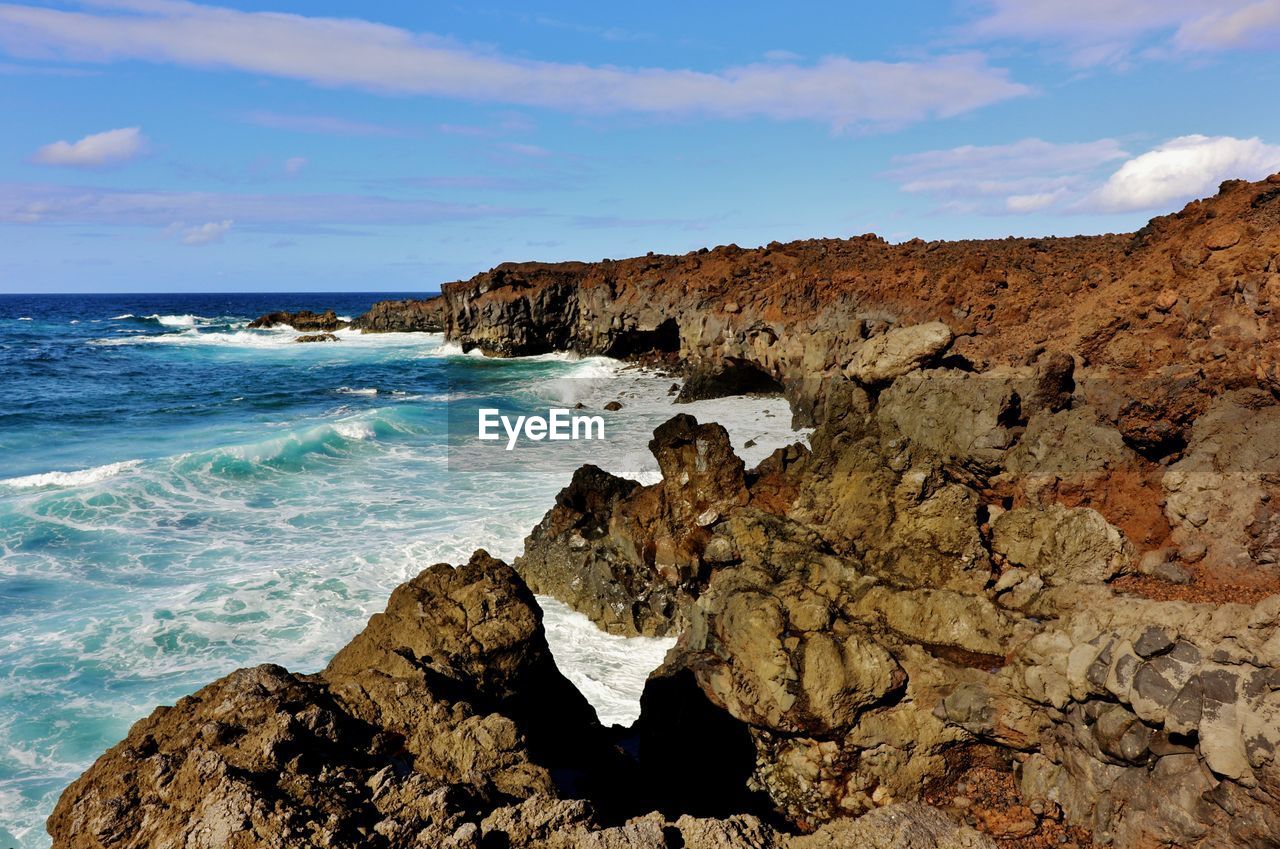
[846,321,953,384]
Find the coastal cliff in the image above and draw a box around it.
[51,175,1280,849]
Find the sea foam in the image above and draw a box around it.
[0,460,143,490]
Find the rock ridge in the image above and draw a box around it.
[49,175,1280,849]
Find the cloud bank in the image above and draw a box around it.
[0,0,1028,130]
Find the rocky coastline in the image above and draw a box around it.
[51,175,1280,849]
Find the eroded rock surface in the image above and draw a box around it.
[52,176,1280,849]
[248,309,346,331]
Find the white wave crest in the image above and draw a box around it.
[331,421,377,441]
[423,341,483,358]
[148,314,201,327]
[336,387,379,396]
[1,460,142,490]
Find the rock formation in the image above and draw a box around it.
[350,297,447,333]
[51,175,1280,848]
[248,309,347,331]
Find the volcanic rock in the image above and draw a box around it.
[52,174,1280,849]
[349,296,447,333]
[846,321,954,384]
[248,309,346,331]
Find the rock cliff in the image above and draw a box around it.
[50,175,1280,849]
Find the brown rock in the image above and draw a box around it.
[1154,289,1179,312]
[248,308,346,331]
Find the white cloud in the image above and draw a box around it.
[889,134,1280,217]
[1086,134,1280,212]
[173,219,232,245]
[32,126,146,167]
[888,137,1128,213]
[0,1,1028,130]
[965,0,1280,66]
[282,156,307,176]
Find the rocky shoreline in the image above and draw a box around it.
[51,176,1280,848]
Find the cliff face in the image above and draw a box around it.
[50,176,1280,849]
[426,175,1279,449]
[350,297,448,333]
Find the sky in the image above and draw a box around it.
[0,1,1278,293]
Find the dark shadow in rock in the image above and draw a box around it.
[627,667,777,823]
[676,357,785,403]
[606,317,681,357]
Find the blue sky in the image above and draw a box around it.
[1,0,1278,293]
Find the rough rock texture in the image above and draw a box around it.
[350,296,447,333]
[846,320,954,384]
[248,309,346,331]
[48,552,631,849]
[294,332,339,343]
[515,415,749,637]
[48,552,998,849]
[54,176,1280,849]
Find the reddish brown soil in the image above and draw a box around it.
[925,747,1094,848]
[1113,560,1280,604]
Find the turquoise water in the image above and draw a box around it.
[0,294,801,847]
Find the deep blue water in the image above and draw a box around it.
[0,293,798,847]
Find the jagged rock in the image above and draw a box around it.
[349,296,447,333]
[991,504,1133,595]
[49,552,632,849]
[53,176,1280,849]
[649,414,749,522]
[48,664,397,849]
[248,309,346,331]
[295,332,339,342]
[515,465,674,638]
[875,367,1034,476]
[790,804,995,848]
[1163,389,1280,570]
[515,416,753,638]
[846,321,953,384]
[1001,405,1171,551]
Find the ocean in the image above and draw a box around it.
[0,293,804,848]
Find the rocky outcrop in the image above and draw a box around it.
[349,175,1280,445]
[48,550,998,849]
[248,309,347,331]
[350,296,446,333]
[48,552,632,849]
[515,415,749,637]
[53,176,1280,849]
[295,332,339,342]
[846,320,954,385]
